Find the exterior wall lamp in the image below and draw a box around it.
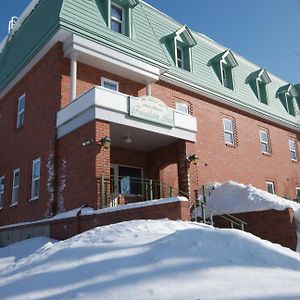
[188,154,199,165]
[99,136,112,149]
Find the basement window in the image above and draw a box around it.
[266,181,275,194]
[11,168,20,206]
[0,176,4,209]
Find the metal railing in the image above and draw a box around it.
[96,175,247,231]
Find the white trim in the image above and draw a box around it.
[259,130,270,155]
[31,158,41,200]
[12,168,20,206]
[223,118,234,146]
[101,77,119,91]
[266,181,275,194]
[0,176,5,209]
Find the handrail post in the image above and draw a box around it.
[100,174,105,209]
[149,180,153,200]
[241,222,245,231]
[201,201,206,224]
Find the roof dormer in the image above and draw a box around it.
[210,49,238,90]
[165,25,197,71]
[276,84,298,116]
[246,68,271,105]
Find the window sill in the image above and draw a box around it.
[29,197,39,202]
[10,203,18,208]
[262,152,271,156]
[291,159,298,163]
[225,143,236,148]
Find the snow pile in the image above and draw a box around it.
[205,181,300,217]
[1,219,300,299]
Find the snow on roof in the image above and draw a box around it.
[206,181,300,218]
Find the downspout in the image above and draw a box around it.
[70,51,78,101]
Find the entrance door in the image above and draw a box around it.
[110,164,143,203]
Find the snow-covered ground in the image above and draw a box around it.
[1,219,300,300]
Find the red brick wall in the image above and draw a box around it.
[50,200,191,240]
[213,208,297,251]
[0,43,64,225]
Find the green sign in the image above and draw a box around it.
[129,96,174,127]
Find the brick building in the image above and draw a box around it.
[0,0,300,236]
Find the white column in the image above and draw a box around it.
[146,81,152,96]
[70,52,78,102]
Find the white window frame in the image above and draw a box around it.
[223,118,235,146]
[266,181,275,194]
[111,3,125,34]
[289,139,297,161]
[31,158,41,200]
[175,102,189,114]
[11,168,20,206]
[256,79,268,104]
[0,176,4,209]
[176,45,184,69]
[17,94,25,128]
[259,130,270,154]
[101,77,119,91]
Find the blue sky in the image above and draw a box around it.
[1,0,299,83]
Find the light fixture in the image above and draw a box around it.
[99,136,112,149]
[124,136,132,144]
[188,154,199,165]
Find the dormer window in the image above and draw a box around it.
[210,49,238,90]
[247,68,271,105]
[165,25,197,71]
[108,0,138,37]
[111,4,124,34]
[276,84,298,116]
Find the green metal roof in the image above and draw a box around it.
[0,0,299,129]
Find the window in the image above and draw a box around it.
[166,25,196,71]
[31,158,41,199]
[289,139,297,161]
[176,46,184,69]
[276,84,297,116]
[259,130,270,154]
[101,78,119,91]
[0,176,4,209]
[221,63,234,90]
[17,94,25,128]
[111,4,124,34]
[223,118,234,145]
[266,181,275,194]
[247,69,270,105]
[296,187,300,202]
[210,49,238,91]
[175,102,189,114]
[11,169,20,206]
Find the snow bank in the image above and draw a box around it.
[205,181,300,218]
[1,219,300,300]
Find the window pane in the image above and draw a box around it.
[33,160,41,179]
[14,171,20,187]
[291,151,297,160]
[258,82,267,104]
[289,140,296,151]
[260,131,268,143]
[224,119,233,132]
[103,81,118,91]
[111,20,122,33]
[224,132,234,144]
[33,180,40,198]
[267,182,275,194]
[18,96,25,112]
[261,143,269,153]
[119,166,142,195]
[177,47,183,60]
[0,178,4,193]
[176,102,188,114]
[112,5,122,21]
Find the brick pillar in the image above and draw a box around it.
[95,120,111,209]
